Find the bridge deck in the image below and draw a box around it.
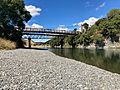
[23,28,78,35]
[22,28,79,39]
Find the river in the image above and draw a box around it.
[50,48,120,74]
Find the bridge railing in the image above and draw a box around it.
[23,28,78,34]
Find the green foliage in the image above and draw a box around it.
[93,34,104,42]
[77,9,120,47]
[93,9,120,43]
[77,31,93,47]
[67,35,77,48]
[49,37,61,48]
[107,9,120,19]
[0,0,31,47]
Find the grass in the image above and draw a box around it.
[0,38,16,50]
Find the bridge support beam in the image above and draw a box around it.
[28,37,31,48]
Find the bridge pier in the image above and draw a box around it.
[60,37,64,49]
[28,37,31,48]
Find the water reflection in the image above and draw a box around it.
[50,48,120,74]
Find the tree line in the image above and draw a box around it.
[48,9,120,48]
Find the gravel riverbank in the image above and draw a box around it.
[0,49,120,90]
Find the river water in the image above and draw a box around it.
[50,48,120,74]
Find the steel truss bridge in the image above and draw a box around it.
[22,28,78,48]
[22,28,78,39]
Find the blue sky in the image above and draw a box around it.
[24,0,120,42]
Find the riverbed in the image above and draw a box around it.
[0,49,120,89]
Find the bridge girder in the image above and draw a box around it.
[22,28,78,39]
[23,28,78,35]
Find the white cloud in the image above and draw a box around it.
[96,2,106,11]
[25,23,43,28]
[25,5,42,17]
[76,17,99,26]
[31,23,43,28]
[56,25,68,31]
[73,17,99,32]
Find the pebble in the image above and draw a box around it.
[0,49,120,90]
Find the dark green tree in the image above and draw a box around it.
[49,37,61,48]
[77,32,93,48]
[93,33,105,48]
[73,28,77,34]
[107,9,120,19]
[92,9,120,43]
[67,35,77,48]
[0,0,31,47]
[82,23,89,32]
[60,37,64,49]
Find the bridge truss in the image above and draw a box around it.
[22,28,78,39]
[22,28,79,48]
